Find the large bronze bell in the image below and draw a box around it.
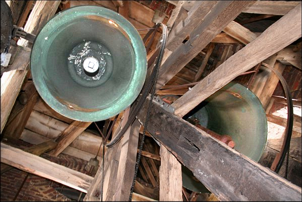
[183,82,268,193]
[31,6,147,122]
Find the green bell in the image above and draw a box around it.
[183,82,268,193]
[31,6,147,122]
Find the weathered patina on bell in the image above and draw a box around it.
[31,6,147,122]
[183,82,267,193]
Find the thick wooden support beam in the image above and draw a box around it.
[172,4,302,117]
[159,146,182,201]
[156,1,255,89]
[1,143,93,193]
[85,115,140,201]
[49,121,91,157]
[223,21,257,45]
[243,1,300,15]
[3,81,38,140]
[137,100,302,201]
[1,1,60,133]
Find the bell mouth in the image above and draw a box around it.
[31,6,147,122]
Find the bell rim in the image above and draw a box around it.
[31,5,147,122]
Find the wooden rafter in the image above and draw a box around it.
[172,4,302,117]
[137,99,302,201]
[156,1,255,89]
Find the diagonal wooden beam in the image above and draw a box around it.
[48,121,91,157]
[172,4,302,117]
[1,142,93,193]
[223,21,257,45]
[137,99,302,201]
[156,1,255,89]
[1,1,61,133]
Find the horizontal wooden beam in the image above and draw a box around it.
[172,4,302,117]
[223,21,257,45]
[137,99,302,201]
[1,143,93,193]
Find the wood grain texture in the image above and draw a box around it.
[137,100,302,201]
[243,1,300,15]
[1,143,93,193]
[159,146,182,201]
[156,1,255,89]
[223,21,257,45]
[49,121,92,156]
[1,1,60,133]
[172,4,302,117]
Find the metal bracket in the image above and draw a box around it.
[152,95,175,113]
[12,25,36,43]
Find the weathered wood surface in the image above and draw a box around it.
[242,1,300,15]
[3,81,38,140]
[156,1,255,89]
[1,142,93,193]
[1,1,60,133]
[223,21,257,45]
[48,121,92,157]
[159,146,182,201]
[137,99,302,201]
[85,110,140,201]
[172,4,302,117]
[1,48,31,133]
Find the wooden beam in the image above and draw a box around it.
[49,121,91,156]
[139,150,161,161]
[277,47,301,70]
[223,21,257,45]
[85,112,140,201]
[159,145,182,201]
[172,4,302,117]
[243,1,300,15]
[267,114,301,134]
[1,142,93,193]
[129,1,155,28]
[156,1,255,89]
[1,48,31,133]
[194,43,215,81]
[137,99,302,201]
[2,81,38,140]
[211,33,241,44]
[1,1,61,133]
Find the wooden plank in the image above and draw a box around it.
[166,1,185,30]
[223,21,257,45]
[159,145,182,201]
[156,1,255,89]
[137,99,302,201]
[49,121,92,156]
[194,43,215,81]
[2,81,38,140]
[139,150,161,161]
[1,142,93,193]
[69,0,117,11]
[267,114,301,134]
[19,129,99,162]
[258,62,286,109]
[129,1,155,28]
[33,98,73,124]
[277,47,301,70]
[1,1,61,133]
[211,33,241,44]
[172,4,302,117]
[85,111,141,201]
[132,192,157,201]
[243,1,300,15]
[1,48,31,133]
[112,120,140,201]
[141,157,157,187]
[166,1,218,51]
